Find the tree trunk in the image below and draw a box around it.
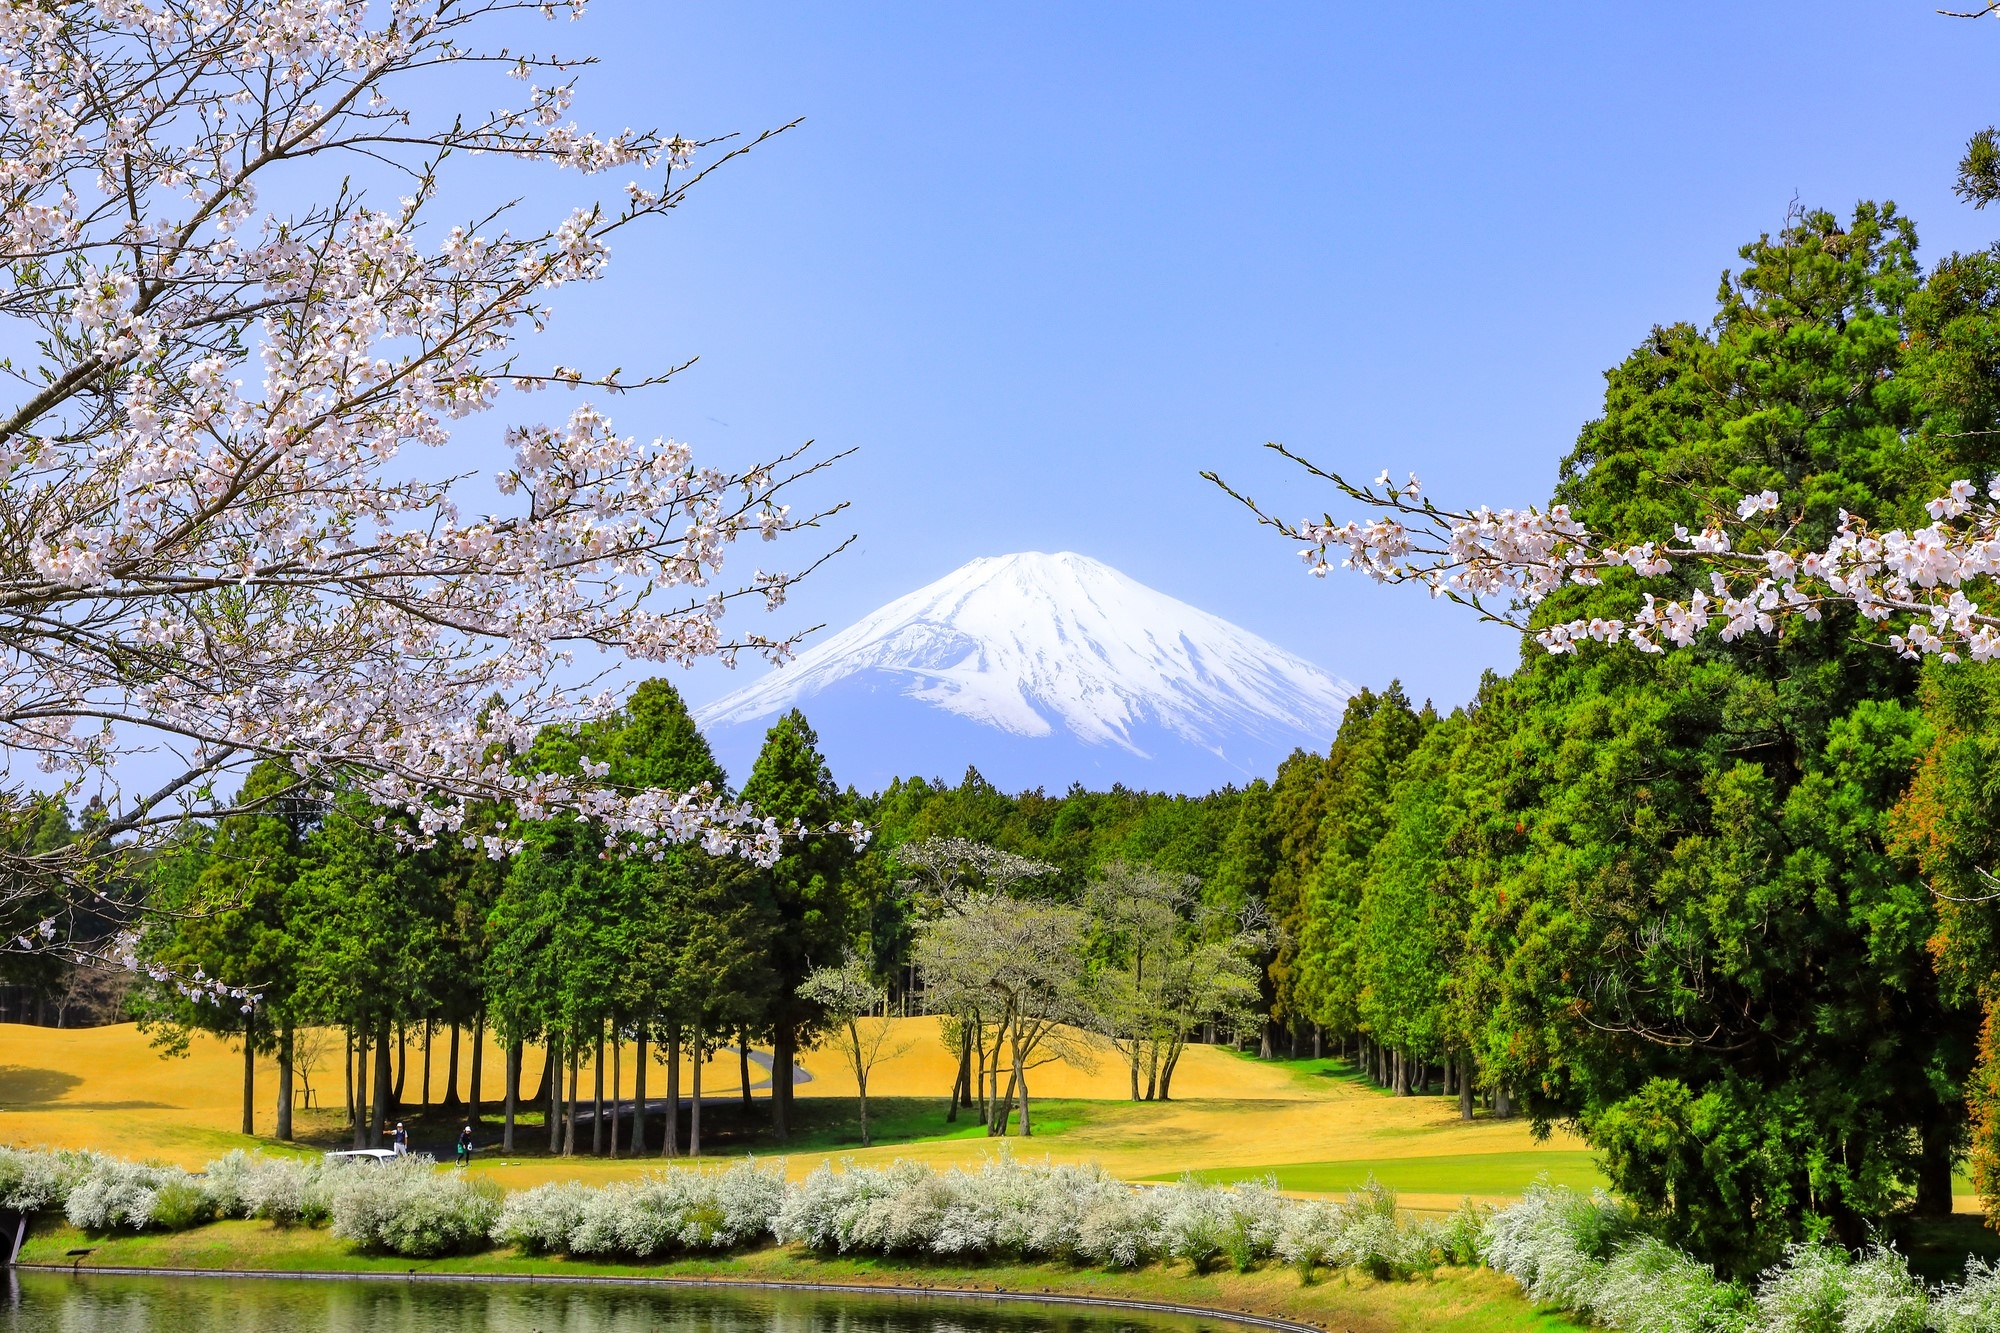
[443,1021,463,1112]
[1494,1084,1513,1118]
[563,1043,579,1157]
[1159,1038,1184,1101]
[739,1029,753,1111]
[547,1034,563,1154]
[947,1025,971,1122]
[241,1012,256,1137]
[689,1021,703,1157]
[469,1009,485,1124]
[1917,1116,1957,1216]
[353,1026,371,1148]
[1258,1019,1274,1059]
[393,1021,407,1108]
[1459,1053,1475,1121]
[503,1041,521,1153]
[421,1018,432,1110]
[1313,1026,1322,1059]
[633,1028,648,1154]
[344,1027,355,1130]
[592,1022,606,1156]
[528,1040,553,1109]
[663,1023,680,1158]
[609,1026,622,1158]
[770,1019,793,1140]
[1129,1042,1142,1102]
[370,1018,392,1147]
[855,1029,871,1149]
[275,1022,294,1141]
[1012,1040,1032,1137]
[990,1068,1017,1136]
[974,1027,989,1124]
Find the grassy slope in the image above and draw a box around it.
[18,1219,1585,1333]
[1,1020,1602,1210]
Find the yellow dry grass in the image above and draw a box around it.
[0,1017,1602,1210]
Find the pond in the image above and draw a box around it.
[0,1273,1258,1333]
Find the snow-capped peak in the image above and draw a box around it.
[696,553,1352,790]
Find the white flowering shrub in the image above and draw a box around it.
[1275,1197,1347,1281]
[197,1151,258,1219]
[327,1155,501,1257]
[1589,1236,1751,1333]
[1934,1257,2000,1333]
[1756,1243,1857,1333]
[64,1156,198,1232]
[1482,1181,1632,1312]
[1075,1183,1167,1269]
[0,1147,84,1213]
[496,1161,785,1260]
[1839,1246,1931,1333]
[492,1181,593,1257]
[241,1156,333,1228]
[1158,1177,1232,1273]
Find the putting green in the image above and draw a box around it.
[1149,1150,1606,1197]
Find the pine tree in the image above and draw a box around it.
[739,710,857,1138]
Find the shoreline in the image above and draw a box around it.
[13,1263,1325,1332]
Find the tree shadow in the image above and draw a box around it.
[0,1065,83,1107]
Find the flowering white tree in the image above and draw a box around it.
[0,0,853,978]
[1210,445,2000,665]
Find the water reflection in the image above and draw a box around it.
[0,1272,1240,1333]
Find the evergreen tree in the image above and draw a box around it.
[738,710,857,1138]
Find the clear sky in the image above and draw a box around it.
[528,1,2000,719]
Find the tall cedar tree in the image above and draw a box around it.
[1296,684,1431,1045]
[738,710,857,1138]
[1466,203,1991,1272]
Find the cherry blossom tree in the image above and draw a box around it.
[0,1,853,978]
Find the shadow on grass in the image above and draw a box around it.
[280,1096,1112,1162]
[0,1065,89,1107]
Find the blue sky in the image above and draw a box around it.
[529,1,2000,719]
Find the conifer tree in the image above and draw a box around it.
[739,710,857,1138]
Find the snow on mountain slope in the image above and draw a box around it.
[695,552,1354,794]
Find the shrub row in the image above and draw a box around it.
[1485,1181,2000,1333]
[10,1142,2000,1331]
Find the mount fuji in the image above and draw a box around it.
[695,552,1354,795]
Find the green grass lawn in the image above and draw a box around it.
[18,1218,1584,1333]
[1151,1151,1606,1197]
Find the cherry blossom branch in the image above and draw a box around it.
[1208,442,2000,662]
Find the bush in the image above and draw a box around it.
[1756,1243,1857,1333]
[1934,1257,2000,1333]
[245,1156,331,1227]
[1275,1197,1346,1282]
[492,1161,785,1260]
[1482,1180,1632,1313]
[147,1178,217,1231]
[0,1147,77,1214]
[1074,1182,1164,1268]
[1589,1236,1750,1333]
[492,1180,592,1256]
[1158,1177,1231,1273]
[64,1157,199,1232]
[328,1155,500,1257]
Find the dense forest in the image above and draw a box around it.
[20,197,2000,1279]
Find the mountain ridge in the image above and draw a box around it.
[696,552,1353,794]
